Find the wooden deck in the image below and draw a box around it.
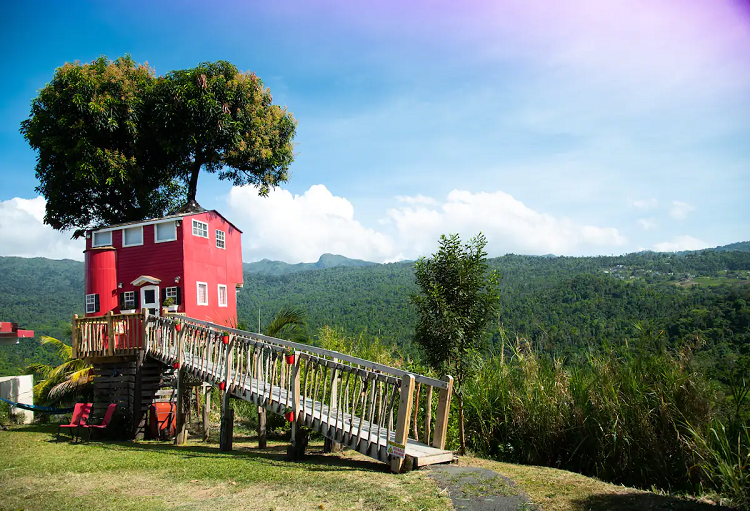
[74,312,455,472]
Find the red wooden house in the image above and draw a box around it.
[84,209,243,326]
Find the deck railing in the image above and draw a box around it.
[74,312,453,470]
[73,311,146,358]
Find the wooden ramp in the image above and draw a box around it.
[74,312,454,472]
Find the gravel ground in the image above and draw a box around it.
[427,465,540,511]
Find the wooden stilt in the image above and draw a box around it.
[202,383,211,442]
[287,420,308,460]
[132,351,146,440]
[219,392,233,451]
[174,368,188,445]
[257,406,267,448]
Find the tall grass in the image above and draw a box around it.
[462,336,715,492]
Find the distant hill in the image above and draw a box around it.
[244,253,376,276]
[1,242,749,376]
[710,241,750,253]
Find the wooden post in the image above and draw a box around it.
[391,374,415,473]
[173,321,188,444]
[411,382,421,441]
[141,308,149,351]
[324,357,342,452]
[220,337,234,451]
[257,406,267,448]
[202,383,211,442]
[288,356,307,461]
[424,385,433,446]
[174,368,188,445]
[71,315,79,359]
[106,311,115,357]
[431,375,453,450]
[132,351,147,440]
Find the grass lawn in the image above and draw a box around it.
[0,424,450,511]
[1,425,727,510]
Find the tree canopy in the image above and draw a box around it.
[411,232,500,453]
[20,56,296,236]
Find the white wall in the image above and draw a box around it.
[0,375,34,424]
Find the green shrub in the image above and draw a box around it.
[463,337,715,492]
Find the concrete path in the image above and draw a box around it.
[427,465,540,511]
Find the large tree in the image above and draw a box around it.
[411,233,500,454]
[20,56,180,235]
[20,56,296,235]
[149,60,297,202]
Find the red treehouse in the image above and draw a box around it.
[84,207,243,325]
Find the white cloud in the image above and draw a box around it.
[226,184,395,263]
[0,197,84,260]
[637,218,657,230]
[388,190,627,258]
[653,235,708,253]
[395,195,437,206]
[669,201,696,220]
[630,198,658,210]
[224,186,628,262]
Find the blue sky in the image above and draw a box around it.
[1,0,748,263]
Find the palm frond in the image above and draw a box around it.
[23,363,54,377]
[264,306,307,340]
[40,335,73,360]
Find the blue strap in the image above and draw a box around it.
[0,396,75,414]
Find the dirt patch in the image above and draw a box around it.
[427,465,539,511]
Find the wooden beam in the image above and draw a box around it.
[202,383,211,442]
[220,337,234,451]
[431,375,453,450]
[391,373,415,473]
[106,311,115,357]
[174,368,187,445]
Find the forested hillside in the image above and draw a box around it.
[1,245,749,380]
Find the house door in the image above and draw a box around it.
[141,285,160,317]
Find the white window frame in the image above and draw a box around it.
[154,221,177,243]
[192,219,208,238]
[122,226,143,247]
[92,231,112,247]
[218,284,228,307]
[197,281,208,306]
[123,291,135,309]
[165,287,178,301]
[85,294,97,314]
[216,229,225,249]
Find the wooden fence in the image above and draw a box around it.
[73,312,453,471]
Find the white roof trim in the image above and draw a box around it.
[92,217,183,235]
[131,276,162,286]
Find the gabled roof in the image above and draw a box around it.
[89,204,243,234]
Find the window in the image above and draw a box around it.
[192,220,208,238]
[166,287,178,301]
[197,282,208,305]
[92,231,111,247]
[122,291,135,309]
[216,229,225,249]
[122,226,143,247]
[218,284,227,307]
[85,294,99,314]
[155,222,177,243]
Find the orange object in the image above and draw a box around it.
[149,402,176,440]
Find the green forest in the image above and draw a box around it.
[2,245,749,503]
[1,246,749,382]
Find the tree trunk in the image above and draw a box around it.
[458,392,466,455]
[187,159,202,202]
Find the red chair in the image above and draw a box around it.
[81,404,117,441]
[56,402,92,442]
